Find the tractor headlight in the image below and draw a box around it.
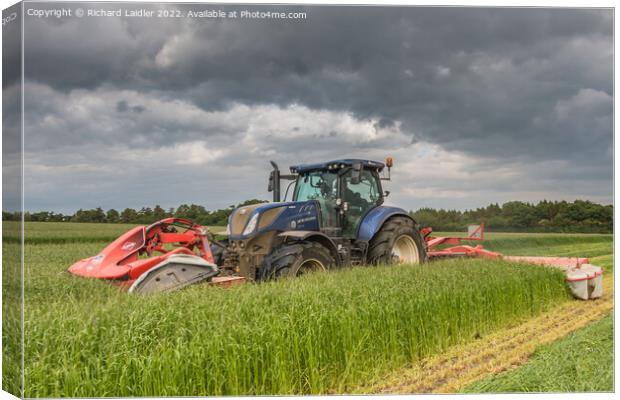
[242,213,259,236]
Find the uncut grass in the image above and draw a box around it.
[24,241,570,397]
[3,242,22,396]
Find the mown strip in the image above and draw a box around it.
[362,273,613,394]
[462,313,613,393]
[24,258,570,397]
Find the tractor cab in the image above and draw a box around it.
[220,156,416,281]
[270,159,390,238]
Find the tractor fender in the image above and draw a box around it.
[277,230,340,265]
[357,206,416,243]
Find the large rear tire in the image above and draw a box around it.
[260,241,335,280]
[367,216,427,265]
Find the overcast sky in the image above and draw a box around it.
[11,4,613,213]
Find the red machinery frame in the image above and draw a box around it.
[423,223,591,269]
[422,223,502,259]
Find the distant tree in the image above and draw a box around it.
[174,204,191,219]
[153,205,168,221]
[106,209,120,223]
[93,207,106,223]
[137,207,153,224]
[120,208,138,223]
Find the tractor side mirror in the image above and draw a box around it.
[350,161,362,184]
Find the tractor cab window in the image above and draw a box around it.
[293,171,339,228]
[342,169,381,236]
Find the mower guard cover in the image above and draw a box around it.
[127,254,219,295]
[68,218,219,294]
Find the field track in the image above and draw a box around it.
[363,273,613,394]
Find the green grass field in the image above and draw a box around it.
[2,222,614,397]
[2,221,227,244]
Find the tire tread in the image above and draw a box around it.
[367,216,427,265]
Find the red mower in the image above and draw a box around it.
[68,218,227,294]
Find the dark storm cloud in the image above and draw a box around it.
[20,4,613,211]
[3,4,22,87]
[3,3,23,212]
[24,6,612,159]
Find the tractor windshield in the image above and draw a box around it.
[294,171,339,229]
[294,171,338,201]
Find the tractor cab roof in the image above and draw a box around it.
[290,159,385,174]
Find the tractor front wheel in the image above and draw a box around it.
[368,216,427,265]
[261,241,335,280]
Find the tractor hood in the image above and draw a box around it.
[228,201,320,239]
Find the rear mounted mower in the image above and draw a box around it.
[68,158,603,300]
[423,224,603,300]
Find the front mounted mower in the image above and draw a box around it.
[68,218,241,294]
[68,158,603,299]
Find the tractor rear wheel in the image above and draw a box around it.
[262,241,335,280]
[368,216,427,265]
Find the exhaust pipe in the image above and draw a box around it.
[268,161,297,203]
[269,161,281,202]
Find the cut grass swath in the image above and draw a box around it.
[462,313,613,393]
[361,271,613,394]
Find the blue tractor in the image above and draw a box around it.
[219,158,427,280]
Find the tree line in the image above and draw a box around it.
[411,200,612,233]
[4,199,267,227]
[3,199,612,233]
